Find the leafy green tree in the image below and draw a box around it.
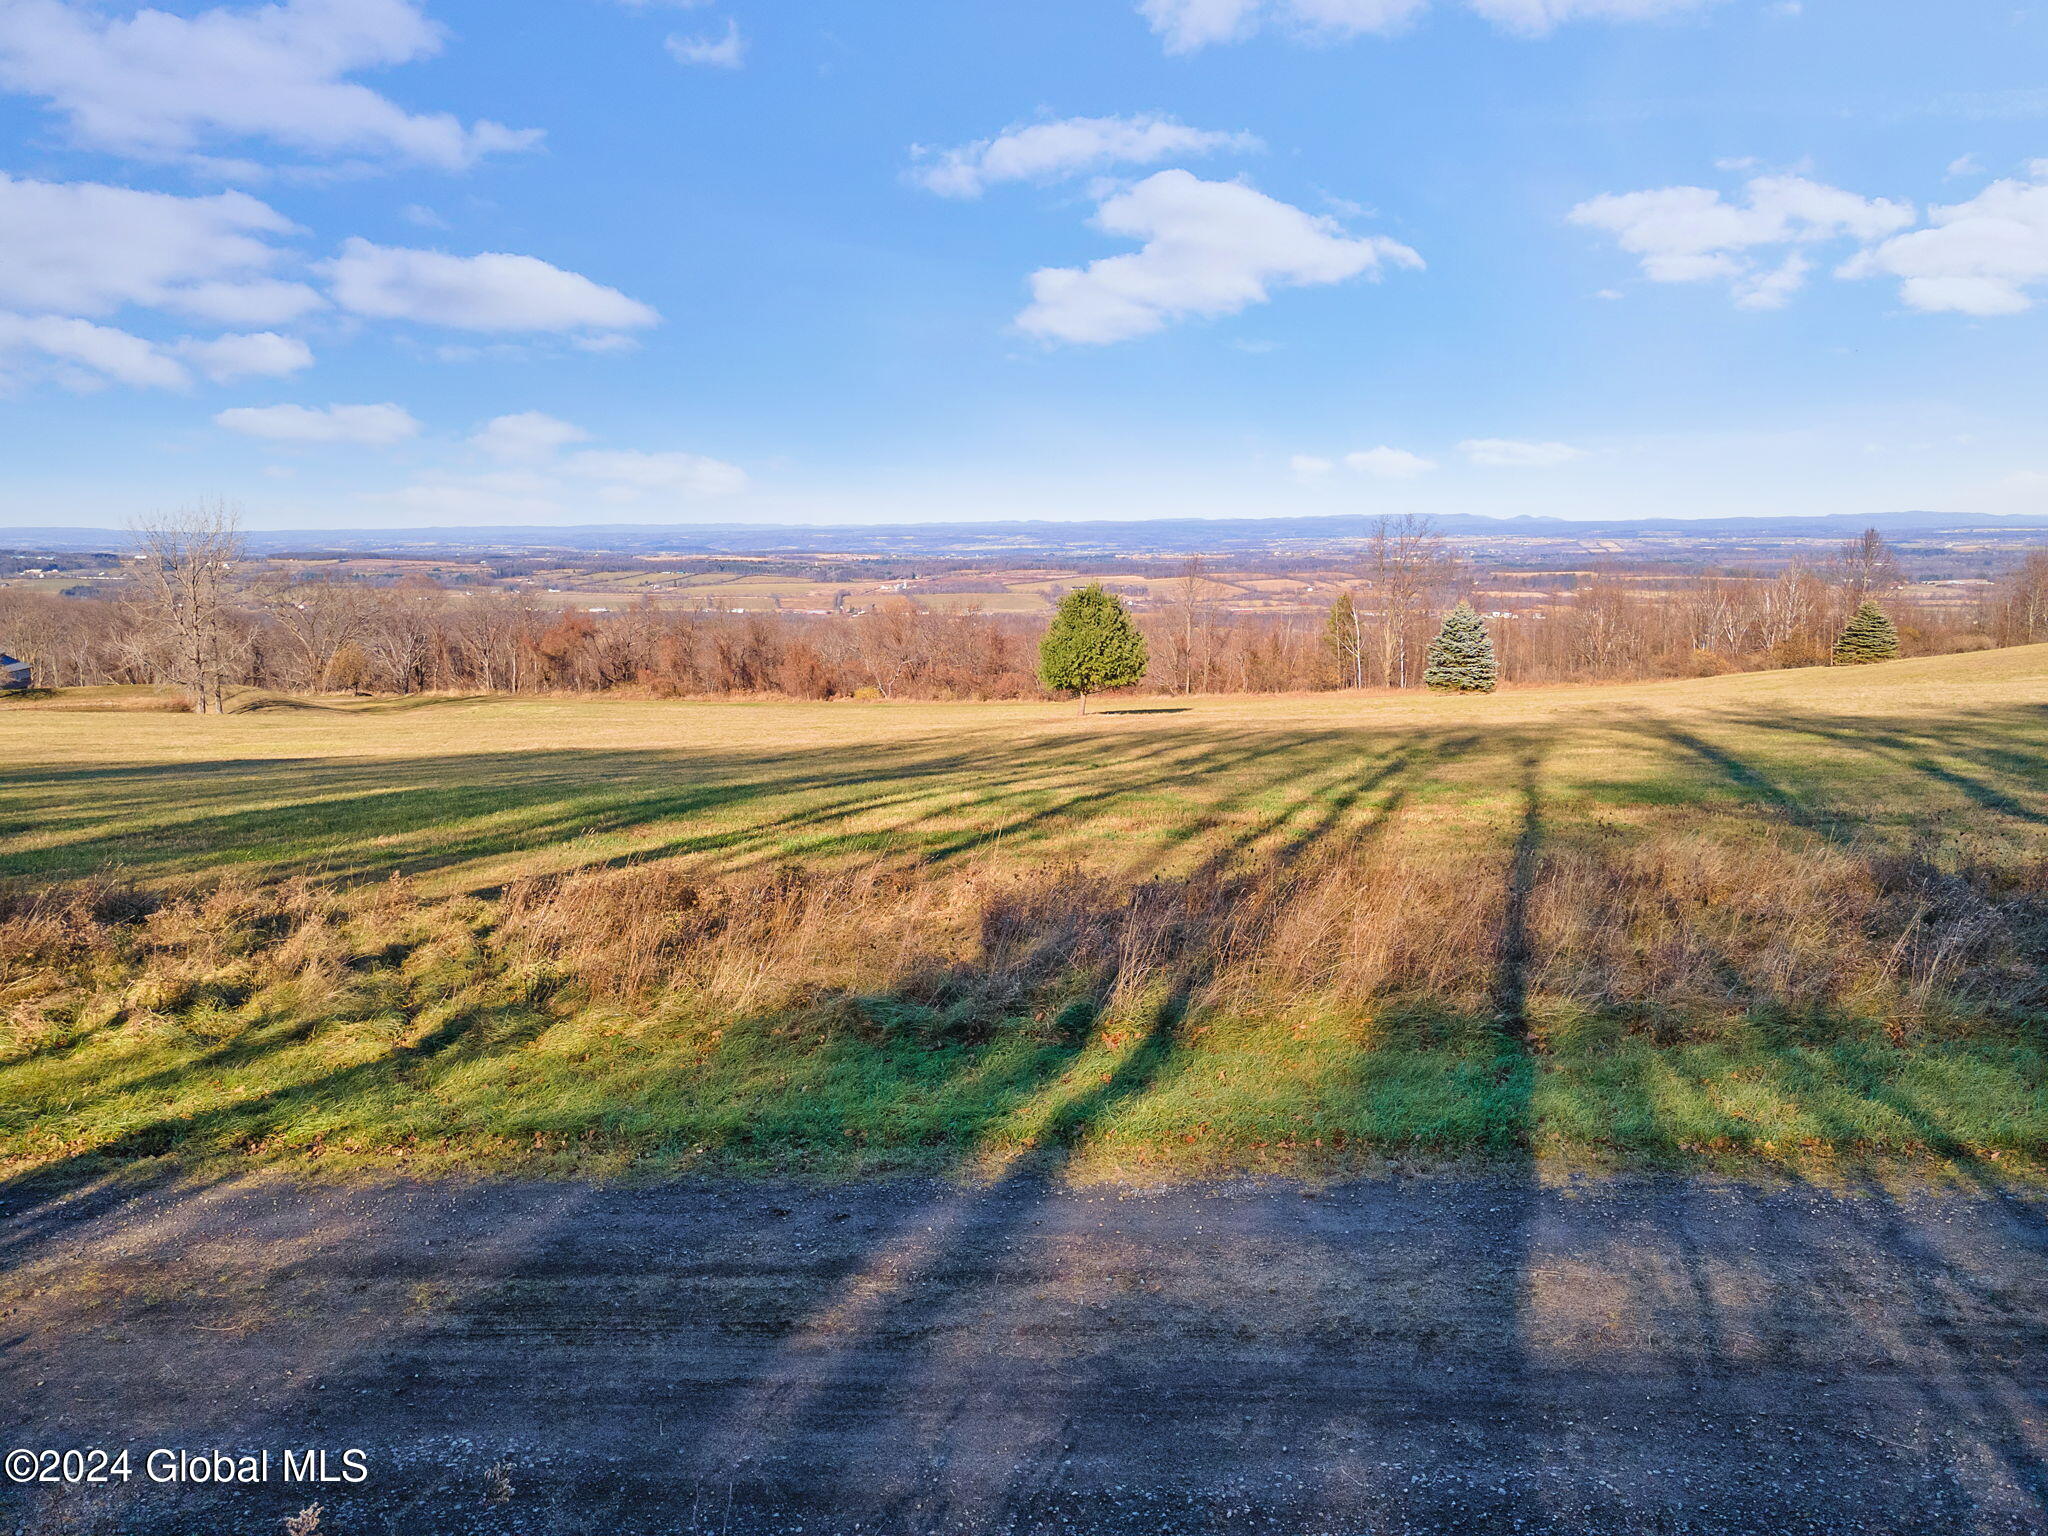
[1324,590,1365,688]
[1832,600,1901,665]
[1422,600,1497,693]
[1039,584,1149,714]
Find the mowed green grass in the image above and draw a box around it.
[4,647,2048,1183]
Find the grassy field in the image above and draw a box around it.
[4,647,2048,1183]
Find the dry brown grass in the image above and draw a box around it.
[4,815,2044,1179]
[494,830,2048,1043]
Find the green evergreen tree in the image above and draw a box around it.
[1324,590,1365,688]
[1039,584,1149,714]
[1422,600,1498,693]
[1832,600,1901,665]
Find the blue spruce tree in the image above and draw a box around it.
[1422,601,1498,693]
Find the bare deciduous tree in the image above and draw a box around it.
[131,502,243,713]
[1830,527,1905,606]
[1989,550,2048,646]
[250,572,373,690]
[1361,516,1461,688]
[1163,556,1221,695]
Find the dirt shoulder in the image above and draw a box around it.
[4,1169,2048,1535]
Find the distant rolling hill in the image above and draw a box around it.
[5,508,2048,558]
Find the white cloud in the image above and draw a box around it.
[176,330,314,381]
[1344,446,1436,478]
[215,402,421,444]
[1296,445,1438,481]
[0,175,321,322]
[912,115,1258,198]
[1843,172,2048,316]
[1289,0,1433,32]
[376,469,567,522]
[564,449,748,496]
[1464,0,1712,34]
[1569,174,1913,305]
[0,313,187,389]
[322,239,660,333]
[0,0,539,171]
[0,176,660,396]
[1459,438,1585,467]
[1947,155,1984,179]
[470,411,590,461]
[1580,164,2048,318]
[1138,0,1704,50]
[1017,170,1422,345]
[666,18,745,67]
[1731,252,1810,310]
[1139,0,1262,52]
[374,442,749,522]
[0,307,307,397]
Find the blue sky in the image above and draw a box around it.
[0,0,2045,529]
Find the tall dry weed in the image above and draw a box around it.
[5,827,2043,1064]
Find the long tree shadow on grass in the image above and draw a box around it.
[0,987,568,1268]
[1641,706,2048,847]
[0,724,1470,1532]
[0,728,1409,891]
[1771,1051,2048,1520]
[0,727,1475,1255]
[1523,705,2048,1528]
[11,698,2047,893]
[669,966,1209,1524]
[1562,995,2048,1526]
[1483,724,2047,1531]
[647,737,1542,1531]
[0,724,1446,1227]
[1723,709,2048,828]
[609,733,1438,1513]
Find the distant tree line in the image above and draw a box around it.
[0,513,2038,703]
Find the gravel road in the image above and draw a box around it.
[4,1169,2047,1534]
